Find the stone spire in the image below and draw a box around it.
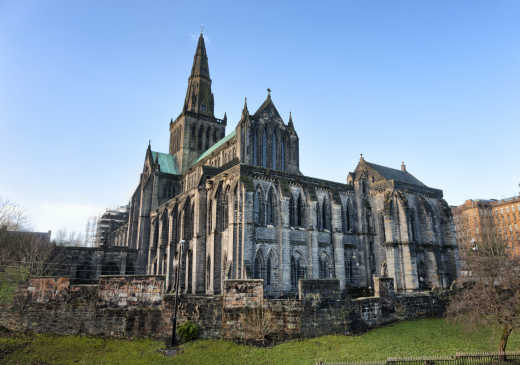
[183,33,214,117]
[401,161,407,172]
[190,33,210,79]
[241,97,249,119]
[288,111,294,128]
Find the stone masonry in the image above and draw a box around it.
[77,33,460,302]
[1,277,447,343]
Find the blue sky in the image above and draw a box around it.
[1,1,519,237]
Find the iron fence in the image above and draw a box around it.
[317,351,520,365]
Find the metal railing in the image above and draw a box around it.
[317,351,520,365]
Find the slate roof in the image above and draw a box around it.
[193,130,237,166]
[151,151,179,175]
[365,161,426,187]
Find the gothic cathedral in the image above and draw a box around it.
[120,34,459,297]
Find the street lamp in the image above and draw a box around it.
[169,239,185,348]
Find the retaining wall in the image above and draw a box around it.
[0,276,447,343]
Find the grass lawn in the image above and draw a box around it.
[1,318,520,365]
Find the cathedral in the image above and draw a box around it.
[115,34,459,297]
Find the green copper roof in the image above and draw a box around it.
[151,151,178,175]
[193,130,236,166]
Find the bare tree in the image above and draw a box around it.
[0,197,63,277]
[239,305,275,345]
[0,198,28,231]
[448,218,520,353]
[53,229,83,247]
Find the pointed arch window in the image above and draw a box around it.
[272,131,277,170]
[206,257,211,291]
[207,200,212,234]
[241,127,245,160]
[345,256,352,283]
[191,204,195,239]
[366,205,373,234]
[409,211,416,242]
[281,136,285,170]
[291,256,297,290]
[266,254,272,287]
[380,213,386,243]
[254,252,265,282]
[254,187,265,226]
[198,126,204,150]
[206,127,211,151]
[266,188,277,226]
[262,128,267,168]
[316,203,322,231]
[290,254,306,291]
[216,187,226,233]
[319,253,330,279]
[191,125,196,148]
[345,201,352,232]
[183,199,192,240]
[289,195,296,227]
[251,128,257,165]
[222,188,229,229]
[297,193,304,227]
[171,206,179,245]
[322,198,329,231]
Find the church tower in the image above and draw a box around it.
[169,33,226,173]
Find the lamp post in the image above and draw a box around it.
[169,239,185,348]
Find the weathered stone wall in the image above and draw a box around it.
[97,275,164,307]
[26,277,71,303]
[298,279,340,300]
[0,277,447,344]
[165,294,223,339]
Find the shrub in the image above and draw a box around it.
[177,321,200,343]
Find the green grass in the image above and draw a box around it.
[0,266,28,306]
[1,318,520,365]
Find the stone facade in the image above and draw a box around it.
[83,33,459,298]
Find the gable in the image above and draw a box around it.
[355,159,426,187]
[253,96,283,124]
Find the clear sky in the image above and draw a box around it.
[1,1,519,237]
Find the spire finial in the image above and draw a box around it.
[401,161,407,172]
[148,139,151,149]
[288,111,294,128]
[267,88,271,99]
[360,153,364,161]
[241,97,249,118]
[200,24,204,35]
